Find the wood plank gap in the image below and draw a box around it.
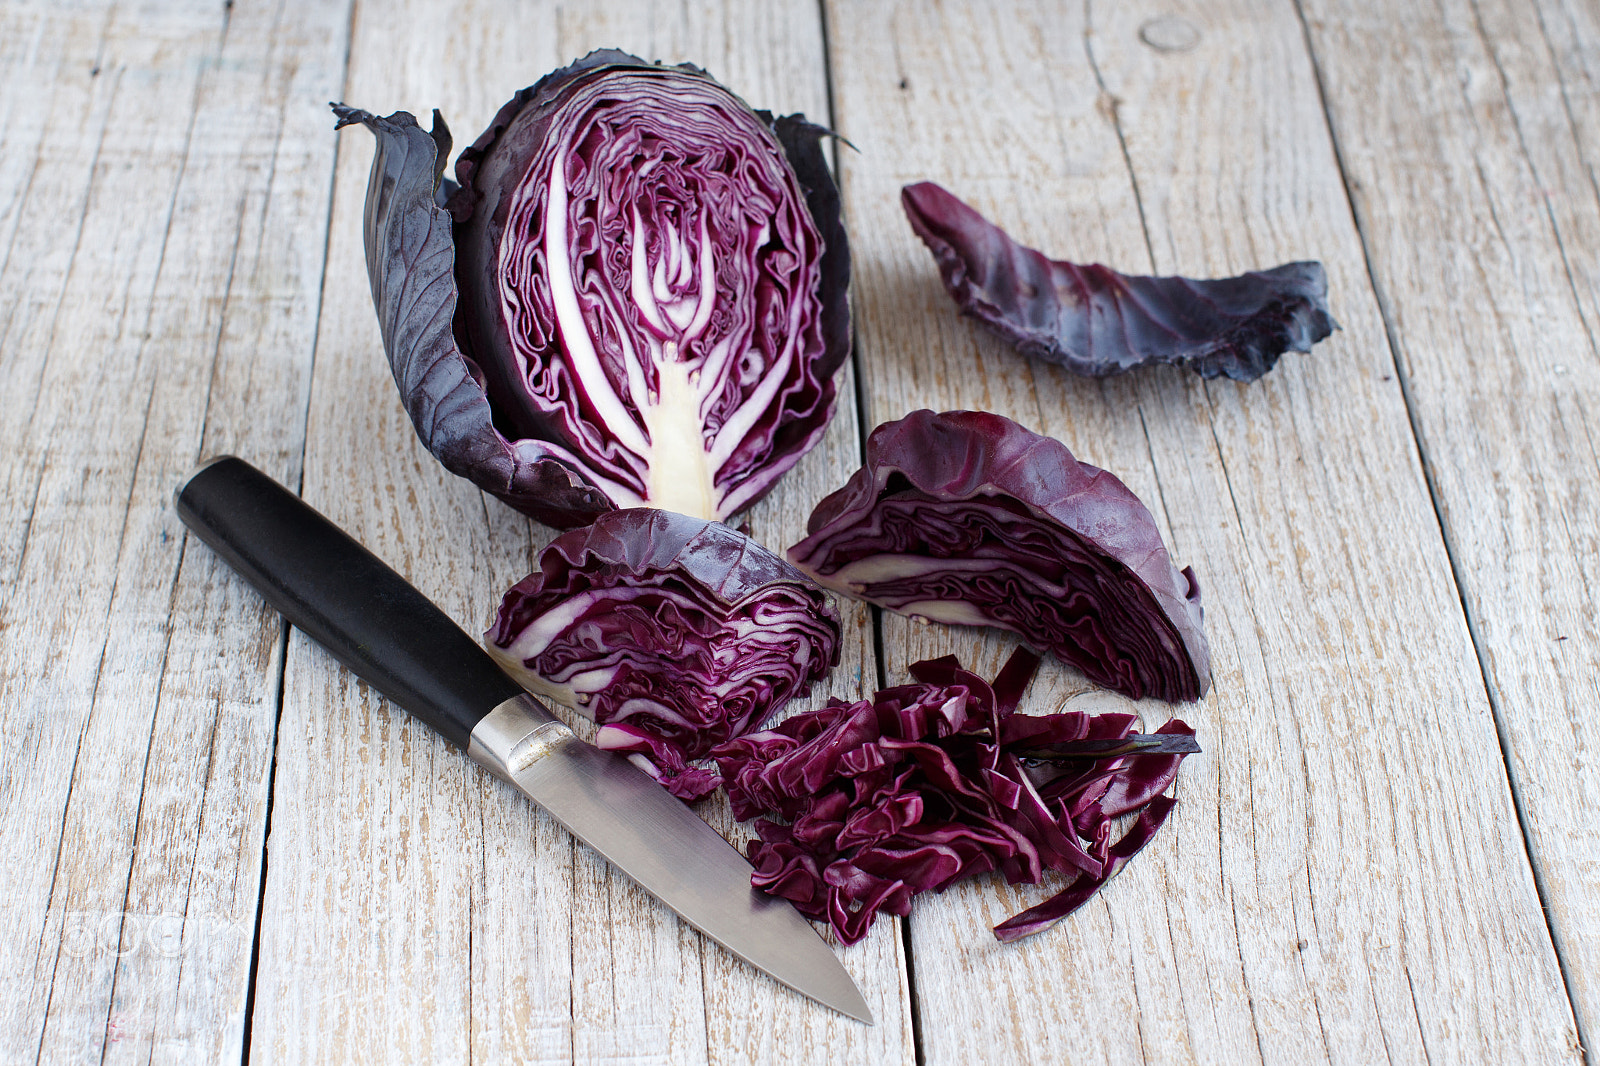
[292,0,361,502]
[1136,406,1179,551]
[816,0,887,706]
[1289,3,1591,1062]
[237,619,289,1066]
[815,0,891,717]
[1081,0,1157,271]
[817,4,915,1058]
[896,918,926,1066]
[697,938,713,1066]
[816,0,840,148]
[231,17,309,1043]
[239,7,357,1061]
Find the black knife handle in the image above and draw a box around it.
[175,456,529,750]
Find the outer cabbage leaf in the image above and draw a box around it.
[788,409,1210,702]
[486,508,841,799]
[335,52,847,528]
[711,648,1198,944]
[903,181,1336,382]
[330,105,610,526]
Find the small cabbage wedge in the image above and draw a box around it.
[486,508,841,800]
[334,50,849,527]
[788,410,1210,703]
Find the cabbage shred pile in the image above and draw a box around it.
[712,648,1197,944]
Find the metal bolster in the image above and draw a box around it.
[467,693,575,782]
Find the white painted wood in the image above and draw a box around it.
[1298,0,1600,1048]
[823,0,1578,1062]
[244,1,911,1063]
[0,1,350,1062]
[4,0,1596,1060]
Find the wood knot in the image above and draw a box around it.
[1138,17,1201,54]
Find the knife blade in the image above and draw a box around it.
[175,455,871,1024]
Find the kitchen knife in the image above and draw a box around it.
[175,455,871,1024]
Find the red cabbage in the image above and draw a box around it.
[333,50,849,527]
[711,649,1197,944]
[485,508,840,799]
[903,181,1335,382]
[788,409,1210,703]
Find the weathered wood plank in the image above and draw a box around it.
[823,0,1578,1061]
[0,0,350,1062]
[1298,0,1600,1048]
[6,1,1590,1061]
[244,1,910,1061]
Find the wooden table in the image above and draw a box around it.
[3,0,1595,1061]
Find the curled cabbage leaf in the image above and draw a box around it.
[712,648,1197,944]
[903,181,1335,381]
[334,50,849,527]
[788,409,1210,702]
[486,508,841,799]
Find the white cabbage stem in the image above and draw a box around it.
[626,195,724,518]
[544,150,764,520]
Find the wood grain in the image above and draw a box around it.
[823,0,1578,1062]
[1298,0,1600,1048]
[0,0,350,1061]
[3,0,1596,1060]
[242,1,911,1062]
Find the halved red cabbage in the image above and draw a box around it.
[333,50,848,528]
[903,181,1335,381]
[711,648,1197,944]
[788,409,1210,702]
[485,508,840,800]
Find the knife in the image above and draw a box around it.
[175,455,871,1024]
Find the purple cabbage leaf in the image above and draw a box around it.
[485,508,841,800]
[328,105,606,524]
[711,648,1198,944]
[333,50,849,527]
[902,181,1336,382]
[788,409,1210,703]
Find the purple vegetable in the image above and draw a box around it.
[902,181,1336,382]
[485,508,840,800]
[711,648,1197,944]
[991,795,1175,941]
[788,409,1210,703]
[333,51,848,527]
